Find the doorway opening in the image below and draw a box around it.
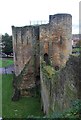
[44,53,50,65]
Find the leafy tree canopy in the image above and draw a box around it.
[2,33,13,56]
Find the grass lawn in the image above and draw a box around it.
[0,75,2,117]
[0,58,14,68]
[72,47,81,53]
[2,74,43,118]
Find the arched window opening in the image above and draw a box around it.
[35,75,40,84]
[27,37,28,45]
[15,52,17,61]
[44,53,50,65]
[16,33,17,44]
[21,31,24,44]
[60,36,63,45]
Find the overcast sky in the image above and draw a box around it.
[0,0,80,35]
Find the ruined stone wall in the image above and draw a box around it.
[40,55,79,115]
[12,14,72,76]
[49,14,72,68]
[12,25,40,96]
[33,26,40,76]
[12,13,75,113]
[40,24,50,55]
[40,14,72,68]
[40,14,73,115]
[12,25,40,76]
[12,26,34,76]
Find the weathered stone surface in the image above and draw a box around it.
[40,55,81,114]
[12,25,40,97]
[12,26,33,76]
[12,13,72,79]
[12,13,79,116]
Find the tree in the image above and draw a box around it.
[2,33,13,56]
[0,34,2,53]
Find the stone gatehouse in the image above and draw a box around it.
[12,13,79,115]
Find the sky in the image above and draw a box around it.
[0,0,80,35]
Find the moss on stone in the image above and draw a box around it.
[53,101,61,112]
[41,57,59,80]
[40,55,81,115]
[43,66,55,78]
[65,83,77,99]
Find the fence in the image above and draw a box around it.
[29,20,49,25]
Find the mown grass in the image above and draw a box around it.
[72,47,81,53]
[2,74,43,118]
[0,58,14,67]
[0,75,2,117]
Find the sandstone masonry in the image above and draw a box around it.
[12,13,75,114]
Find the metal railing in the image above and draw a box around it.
[29,20,49,25]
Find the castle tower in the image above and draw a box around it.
[12,26,40,97]
[12,13,72,99]
[12,26,33,76]
[49,14,72,68]
[40,14,73,115]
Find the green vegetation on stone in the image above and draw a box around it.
[2,74,43,118]
[50,100,81,118]
[41,57,59,81]
[43,65,55,78]
[41,57,56,79]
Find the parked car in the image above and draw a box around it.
[0,52,7,58]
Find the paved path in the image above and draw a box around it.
[0,64,14,74]
[0,117,2,120]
